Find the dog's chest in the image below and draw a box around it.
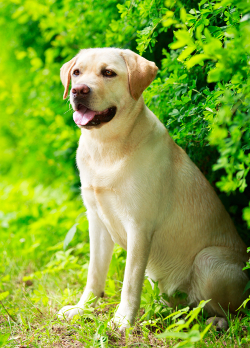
[77,152,130,248]
[84,185,129,248]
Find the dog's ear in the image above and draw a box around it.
[120,50,158,100]
[60,57,77,99]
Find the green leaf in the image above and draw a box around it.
[163,18,177,27]
[0,334,10,347]
[63,223,78,250]
[196,24,204,41]
[188,329,201,342]
[0,291,9,301]
[243,206,250,227]
[185,54,208,69]
[199,0,209,6]
[157,331,189,339]
[214,0,232,10]
[200,322,213,338]
[180,8,187,23]
[207,67,222,82]
[178,45,196,62]
[169,30,193,49]
[243,281,250,294]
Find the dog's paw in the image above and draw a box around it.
[108,312,131,332]
[58,304,84,320]
[206,317,228,331]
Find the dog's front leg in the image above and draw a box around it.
[112,231,152,330]
[58,211,114,319]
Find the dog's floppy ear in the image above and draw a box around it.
[60,57,77,99]
[120,50,158,100]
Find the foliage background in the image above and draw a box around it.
[0,0,250,346]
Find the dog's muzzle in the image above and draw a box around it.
[73,104,117,127]
[70,84,117,127]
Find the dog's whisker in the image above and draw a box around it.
[64,109,73,114]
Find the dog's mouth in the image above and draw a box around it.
[73,104,117,127]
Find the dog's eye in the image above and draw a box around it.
[73,69,80,76]
[102,69,117,77]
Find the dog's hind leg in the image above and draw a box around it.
[189,246,249,330]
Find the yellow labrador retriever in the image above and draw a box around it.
[58,48,249,330]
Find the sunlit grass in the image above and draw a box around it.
[1,271,250,347]
[1,181,250,347]
[1,237,250,346]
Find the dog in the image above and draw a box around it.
[58,48,249,330]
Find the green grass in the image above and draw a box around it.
[1,268,250,347]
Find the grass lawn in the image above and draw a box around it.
[1,180,250,347]
[1,267,250,347]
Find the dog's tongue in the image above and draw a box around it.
[73,106,96,126]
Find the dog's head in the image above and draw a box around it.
[60,48,158,129]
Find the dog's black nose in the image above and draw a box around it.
[71,84,90,97]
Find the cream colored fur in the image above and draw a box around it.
[58,48,249,330]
